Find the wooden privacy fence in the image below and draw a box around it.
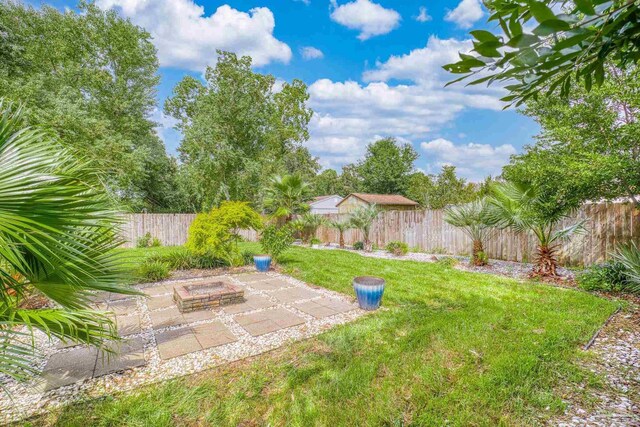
[119,213,258,248]
[120,202,640,266]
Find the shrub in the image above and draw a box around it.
[294,213,326,245]
[476,251,489,265]
[437,257,459,268]
[187,201,262,266]
[352,241,364,251]
[613,241,640,294]
[242,250,257,266]
[150,237,162,247]
[386,241,408,256]
[137,260,170,283]
[136,232,152,248]
[578,261,631,293]
[310,237,322,246]
[147,249,228,270]
[260,224,294,262]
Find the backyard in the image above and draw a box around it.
[29,244,622,426]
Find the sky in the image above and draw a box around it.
[42,0,540,181]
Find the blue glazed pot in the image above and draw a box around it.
[253,255,272,272]
[353,276,385,310]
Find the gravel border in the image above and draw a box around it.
[0,271,366,424]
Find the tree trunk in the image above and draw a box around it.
[472,240,487,266]
[339,231,345,248]
[364,235,372,252]
[532,244,559,277]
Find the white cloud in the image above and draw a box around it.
[415,6,431,22]
[329,0,401,40]
[420,138,516,180]
[444,0,484,29]
[96,0,291,71]
[300,46,324,60]
[304,37,509,175]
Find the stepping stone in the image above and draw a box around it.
[93,337,146,377]
[155,328,201,360]
[235,308,304,337]
[233,273,269,284]
[41,347,98,391]
[250,279,290,291]
[150,307,185,330]
[182,309,216,323]
[143,284,173,297]
[223,294,275,315]
[269,287,321,304]
[115,314,142,336]
[147,294,174,311]
[107,299,138,316]
[192,322,237,349]
[294,297,355,319]
[108,292,132,302]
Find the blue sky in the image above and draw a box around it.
[46,0,539,181]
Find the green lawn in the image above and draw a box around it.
[33,245,617,426]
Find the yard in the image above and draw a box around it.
[30,244,619,426]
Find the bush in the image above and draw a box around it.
[137,260,170,283]
[260,224,294,261]
[136,232,152,248]
[147,249,228,270]
[352,241,364,251]
[613,241,640,294]
[436,257,459,268]
[578,261,630,293]
[476,251,489,265]
[150,237,162,247]
[310,237,322,246]
[186,201,262,266]
[386,241,408,256]
[242,250,257,266]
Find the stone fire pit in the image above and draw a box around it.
[174,280,244,313]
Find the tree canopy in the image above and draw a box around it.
[503,65,640,208]
[356,138,418,195]
[165,51,315,210]
[444,0,640,105]
[0,1,177,211]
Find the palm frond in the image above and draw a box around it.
[612,242,640,294]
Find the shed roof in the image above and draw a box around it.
[337,193,419,207]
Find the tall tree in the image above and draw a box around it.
[425,166,478,209]
[444,0,640,105]
[406,171,434,207]
[503,66,640,207]
[356,138,418,195]
[165,51,313,210]
[312,169,344,196]
[0,1,176,211]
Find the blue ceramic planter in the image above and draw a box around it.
[253,255,272,272]
[353,276,385,310]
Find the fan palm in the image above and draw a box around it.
[444,198,494,266]
[329,219,351,248]
[0,101,134,386]
[612,242,640,294]
[349,205,380,252]
[294,213,326,245]
[263,174,312,224]
[487,181,585,277]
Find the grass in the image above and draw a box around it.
[32,245,618,426]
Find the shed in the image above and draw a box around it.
[309,195,343,214]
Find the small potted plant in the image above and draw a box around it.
[352,276,386,310]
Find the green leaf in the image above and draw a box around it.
[533,19,571,36]
[470,30,500,43]
[528,0,557,23]
[473,41,503,58]
[574,0,596,15]
[507,33,540,48]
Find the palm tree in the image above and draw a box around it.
[487,181,584,277]
[329,219,351,248]
[294,213,326,245]
[263,174,312,224]
[349,205,380,252]
[0,101,134,386]
[444,198,494,266]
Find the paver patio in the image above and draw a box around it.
[23,271,363,408]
